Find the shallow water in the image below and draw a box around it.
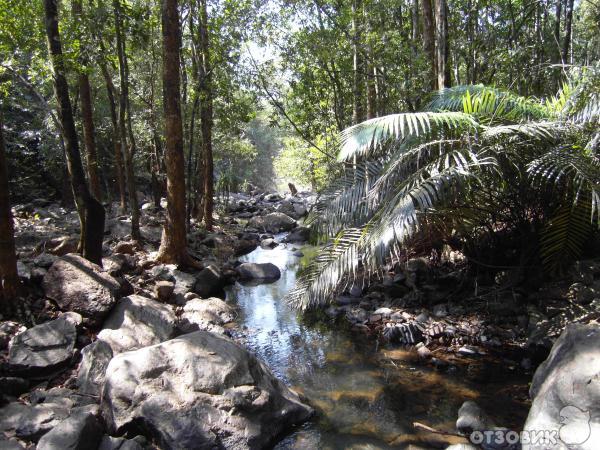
[225,237,530,449]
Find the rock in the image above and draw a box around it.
[247,212,297,233]
[33,253,58,269]
[433,303,449,318]
[0,437,25,449]
[8,317,76,376]
[523,324,600,450]
[0,402,70,441]
[0,377,29,397]
[373,307,393,317]
[42,254,122,325]
[113,241,136,255]
[0,321,26,350]
[192,265,226,298]
[154,281,175,302]
[264,193,283,202]
[337,295,362,306]
[45,236,79,257]
[98,436,143,450]
[293,204,307,217]
[293,251,304,257]
[346,307,368,323]
[260,238,278,249]
[233,239,258,256]
[283,227,310,243]
[36,406,102,450]
[59,311,83,327]
[456,401,496,435]
[97,295,176,354]
[102,254,136,276]
[77,341,114,397]
[178,298,236,334]
[236,262,281,283]
[567,282,596,305]
[416,344,432,359]
[101,331,313,449]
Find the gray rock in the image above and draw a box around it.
[8,317,76,376]
[42,254,122,325]
[36,406,102,450]
[179,298,235,334]
[283,227,310,244]
[0,377,28,397]
[247,212,297,233]
[77,341,114,396]
[0,402,70,441]
[192,265,225,298]
[236,262,281,283]
[523,324,600,450]
[97,295,176,354]
[154,280,175,302]
[456,401,496,435]
[101,331,313,450]
[0,437,25,450]
[0,321,26,350]
[260,238,278,249]
[233,239,258,256]
[98,436,143,450]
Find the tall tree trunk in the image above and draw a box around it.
[0,114,20,315]
[435,0,449,89]
[73,0,102,202]
[562,0,574,64]
[422,0,437,90]
[554,0,562,62]
[157,0,189,265]
[198,0,214,231]
[113,0,140,240]
[365,10,376,119]
[352,0,366,124]
[43,0,105,265]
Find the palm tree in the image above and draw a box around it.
[286,65,600,310]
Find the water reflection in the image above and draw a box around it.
[225,236,529,449]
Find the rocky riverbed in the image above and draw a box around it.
[1,191,599,449]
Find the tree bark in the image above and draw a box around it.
[562,0,574,65]
[352,0,366,124]
[157,0,189,265]
[73,0,102,202]
[434,0,449,89]
[43,0,105,265]
[198,0,214,231]
[113,0,140,240]
[422,0,437,90]
[0,114,19,314]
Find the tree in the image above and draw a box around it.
[0,114,19,314]
[157,0,190,265]
[73,0,102,201]
[43,0,105,265]
[422,0,436,90]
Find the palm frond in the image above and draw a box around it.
[338,111,476,161]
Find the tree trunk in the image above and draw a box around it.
[0,114,19,314]
[365,10,376,119]
[434,0,449,89]
[198,0,214,231]
[157,0,189,265]
[422,0,436,90]
[352,0,366,124]
[562,0,574,65]
[554,0,562,62]
[73,0,102,202]
[113,0,140,240]
[43,0,105,265]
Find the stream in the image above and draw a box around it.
[225,234,531,449]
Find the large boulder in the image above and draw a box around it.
[8,317,76,376]
[178,298,236,334]
[236,262,281,283]
[42,254,122,325]
[36,406,103,450]
[97,295,176,354]
[523,324,600,449]
[0,401,71,441]
[101,331,313,449]
[283,226,310,243]
[247,212,297,233]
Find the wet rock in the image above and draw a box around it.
[264,193,283,202]
[293,251,304,257]
[178,298,236,334]
[42,254,122,325]
[247,212,297,233]
[77,341,113,397]
[0,321,26,350]
[456,401,496,435]
[283,226,310,243]
[233,239,258,256]
[0,402,71,441]
[567,282,596,305]
[373,307,393,317]
[260,238,278,249]
[523,323,600,450]
[101,331,313,449]
[97,295,176,354]
[337,296,362,306]
[192,265,226,298]
[8,317,76,376]
[154,280,175,302]
[0,377,29,397]
[36,405,102,450]
[346,307,368,323]
[236,262,281,283]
